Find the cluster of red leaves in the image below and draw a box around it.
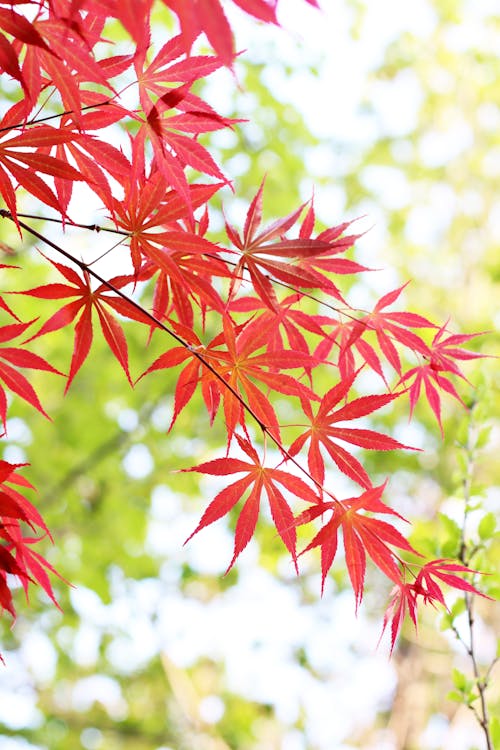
[0,0,487,653]
[0,459,60,654]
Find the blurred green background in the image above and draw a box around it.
[0,1,498,749]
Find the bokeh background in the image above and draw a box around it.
[0,1,499,748]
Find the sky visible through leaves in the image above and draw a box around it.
[0,1,498,749]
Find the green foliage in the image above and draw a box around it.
[1,1,499,749]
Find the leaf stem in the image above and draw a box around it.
[0,100,112,133]
[10,212,130,236]
[0,211,333,499]
[8,212,409,333]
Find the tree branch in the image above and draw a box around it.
[457,405,494,750]
[1,210,335,500]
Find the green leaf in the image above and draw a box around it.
[439,512,461,555]
[440,612,452,630]
[490,716,500,747]
[452,667,468,691]
[456,451,468,475]
[454,418,468,446]
[476,425,491,449]
[478,511,496,540]
[450,597,466,619]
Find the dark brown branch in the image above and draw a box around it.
[8,212,398,330]
[0,100,112,133]
[0,210,332,499]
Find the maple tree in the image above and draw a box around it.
[0,0,490,661]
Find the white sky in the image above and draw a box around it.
[1,2,495,749]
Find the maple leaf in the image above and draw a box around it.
[288,370,412,488]
[16,257,144,391]
[296,201,369,282]
[184,433,320,570]
[212,314,319,442]
[399,323,485,431]
[0,125,85,221]
[379,581,419,654]
[0,459,62,612]
[315,284,438,386]
[108,167,227,281]
[139,314,318,443]
[225,181,347,309]
[415,559,491,607]
[296,483,417,602]
[137,320,223,430]
[129,35,235,212]
[134,33,225,114]
[0,320,63,429]
[426,323,485,375]
[229,292,328,364]
[341,283,435,376]
[380,559,491,653]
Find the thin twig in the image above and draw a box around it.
[0,211,335,500]
[0,100,112,133]
[457,406,494,750]
[11,212,130,236]
[8,211,418,334]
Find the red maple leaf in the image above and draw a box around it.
[134,33,225,114]
[16,257,146,390]
[399,323,485,431]
[225,181,344,309]
[342,283,434,375]
[137,319,228,430]
[229,293,328,364]
[288,370,412,488]
[415,559,490,607]
[0,459,62,615]
[379,581,419,654]
[380,559,491,653]
[212,314,319,442]
[0,124,85,221]
[0,320,63,429]
[296,482,418,601]
[108,167,226,282]
[130,36,234,212]
[184,433,320,570]
[139,314,318,443]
